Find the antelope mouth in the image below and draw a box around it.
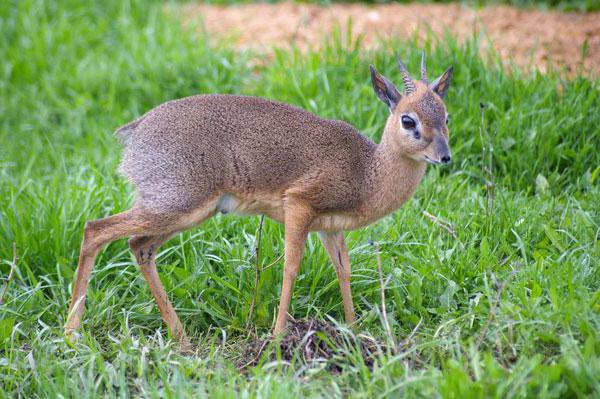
[424,156,441,165]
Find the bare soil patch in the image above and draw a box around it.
[177,2,599,76]
[236,318,386,371]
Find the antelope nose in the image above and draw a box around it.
[441,155,451,164]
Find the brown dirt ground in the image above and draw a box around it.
[175,2,600,76]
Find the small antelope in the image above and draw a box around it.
[65,53,453,349]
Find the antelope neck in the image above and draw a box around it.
[363,138,427,218]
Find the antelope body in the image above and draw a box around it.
[65,54,453,350]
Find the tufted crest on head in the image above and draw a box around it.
[369,51,454,111]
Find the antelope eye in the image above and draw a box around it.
[401,115,416,130]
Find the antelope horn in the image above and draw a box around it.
[395,53,416,94]
[420,50,428,84]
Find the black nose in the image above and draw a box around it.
[441,155,451,164]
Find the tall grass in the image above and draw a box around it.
[1,0,599,397]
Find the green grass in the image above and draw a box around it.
[1,0,600,397]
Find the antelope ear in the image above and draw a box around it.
[370,65,402,111]
[430,65,453,98]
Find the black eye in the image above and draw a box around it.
[445,114,450,125]
[401,115,416,130]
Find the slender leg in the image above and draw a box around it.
[318,231,356,325]
[65,209,161,337]
[129,235,192,351]
[273,199,313,335]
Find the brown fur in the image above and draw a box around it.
[65,60,453,346]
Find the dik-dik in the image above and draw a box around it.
[65,53,453,349]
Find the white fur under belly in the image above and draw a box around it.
[216,194,374,232]
[311,213,375,232]
[217,193,286,222]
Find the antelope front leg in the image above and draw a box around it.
[273,200,313,335]
[318,231,356,325]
